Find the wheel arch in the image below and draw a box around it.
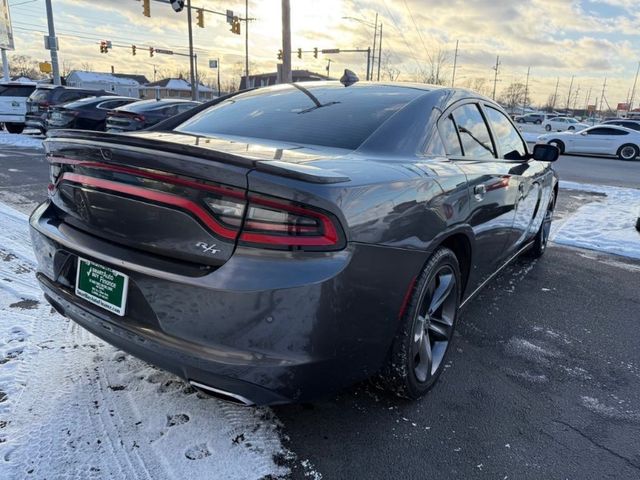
[435,230,473,298]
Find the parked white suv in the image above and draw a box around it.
[0,82,37,133]
[542,116,588,132]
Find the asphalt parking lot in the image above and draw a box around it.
[1,144,639,479]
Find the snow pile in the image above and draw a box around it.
[551,181,640,259]
[0,203,289,479]
[0,133,43,149]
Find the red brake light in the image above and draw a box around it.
[133,114,145,122]
[237,194,343,250]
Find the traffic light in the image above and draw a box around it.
[99,40,110,53]
[142,0,150,17]
[149,47,154,57]
[196,8,204,28]
[277,49,283,60]
[297,48,302,59]
[230,16,241,35]
[132,45,137,56]
[313,47,318,59]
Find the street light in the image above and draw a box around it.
[342,15,380,81]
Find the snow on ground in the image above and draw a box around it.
[552,181,640,260]
[521,132,541,143]
[0,132,43,149]
[0,204,289,479]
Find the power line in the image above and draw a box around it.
[401,0,432,65]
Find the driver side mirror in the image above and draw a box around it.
[580,131,587,135]
[532,143,559,162]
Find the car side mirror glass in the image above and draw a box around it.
[532,143,559,162]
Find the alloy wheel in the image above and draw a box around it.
[412,266,458,383]
[620,146,637,160]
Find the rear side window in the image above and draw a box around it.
[485,106,527,160]
[0,85,35,97]
[451,104,495,159]
[439,115,462,156]
[176,84,420,150]
[587,127,628,136]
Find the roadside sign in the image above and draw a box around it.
[617,103,630,111]
[154,48,174,55]
[39,62,52,73]
[0,0,15,50]
[43,35,59,51]
[321,49,340,54]
[226,9,234,24]
[209,59,218,69]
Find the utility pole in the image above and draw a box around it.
[186,0,196,100]
[566,75,574,112]
[599,77,607,116]
[326,58,332,78]
[281,0,292,83]
[377,23,382,81]
[1,50,8,82]
[245,0,249,88]
[451,40,459,87]
[217,57,221,95]
[522,66,530,115]
[629,61,640,111]
[551,77,559,111]
[370,12,378,82]
[491,55,500,100]
[584,86,592,114]
[45,0,61,85]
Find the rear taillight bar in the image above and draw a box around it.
[50,157,345,251]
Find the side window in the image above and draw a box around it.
[424,130,446,156]
[485,106,528,160]
[439,115,462,156]
[451,104,495,159]
[587,127,626,136]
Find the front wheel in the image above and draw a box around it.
[548,139,565,154]
[380,247,461,399]
[617,144,639,161]
[545,124,552,131]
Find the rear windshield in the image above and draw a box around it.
[29,88,54,102]
[119,101,181,112]
[0,85,36,97]
[175,84,421,149]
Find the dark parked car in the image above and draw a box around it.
[45,96,139,132]
[105,99,200,132]
[26,86,114,133]
[600,119,640,131]
[31,82,559,405]
[514,113,544,124]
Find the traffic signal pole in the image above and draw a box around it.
[281,0,292,83]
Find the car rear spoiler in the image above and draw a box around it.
[45,130,351,185]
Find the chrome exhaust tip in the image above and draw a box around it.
[188,380,255,406]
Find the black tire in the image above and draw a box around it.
[617,144,639,161]
[527,193,555,259]
[548,139,565,154]
[380,247,461,400]
[535,119,542,124]
[517,118,524,123]
[568,126,575,131]
[5,123,24,134]
[545,124,552,131]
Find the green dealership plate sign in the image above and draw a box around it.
[75,258,129,316]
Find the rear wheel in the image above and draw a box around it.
[535,119,542,124]
[5,123,24,134]
[568,126,575,131]
[380,247,461,399]
[548,139,565,154]
[617,144,639,161]
[545,124,552,131]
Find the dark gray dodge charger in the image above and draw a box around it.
[30,81,559,405]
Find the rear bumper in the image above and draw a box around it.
[0,115,25,124]
[30,201,426,405]
[25,113,46,130]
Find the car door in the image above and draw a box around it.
[573,127,615,154]
[483,104,550,254]
[438,101,519,290]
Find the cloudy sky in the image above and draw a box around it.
[5,0,640,107]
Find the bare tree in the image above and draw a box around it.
[9,54,40,79]
[499,82,527,112]
[416,48,450,85]
[61,59,74,78]
[381,51,401,82]
[463,77,491,96]
[80,61,93,72]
